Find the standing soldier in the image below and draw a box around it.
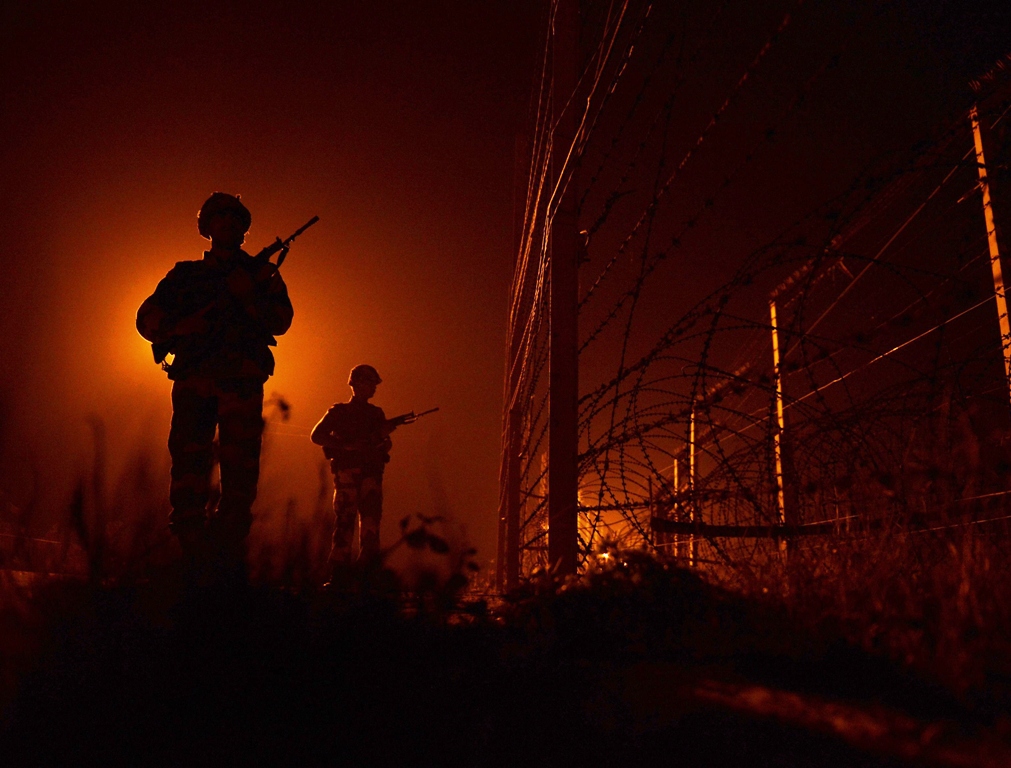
[136,192,293,579]
[311,365,393,572]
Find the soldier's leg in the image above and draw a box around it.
[168,378,218,548]
[329,469,361,566]
[357,475,383,563]
[212,381,264,565]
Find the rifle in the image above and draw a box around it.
[254,215,320,269]
[384,407,440,432]
[322,407,440,461]
[151,216,319,365]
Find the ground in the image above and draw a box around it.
[3,551,1010,767]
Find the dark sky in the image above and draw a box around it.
[1,0,1009,568]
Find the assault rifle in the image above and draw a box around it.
[384,407,440,433]
[253,215,319,269]
[151,216,319,365]
[322,408,439,461]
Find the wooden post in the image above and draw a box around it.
[672,458,680,562]
[689,404,697,567]
[647,474,654,549]
[770,298,788,556]
[548,0,580,577]
[769,300,787,525]
[970,104,1011,409]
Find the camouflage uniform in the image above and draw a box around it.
[136,248,293,549]
[314,401,391,564]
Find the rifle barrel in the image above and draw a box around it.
[285,216,320,245]
[273,216,319,267]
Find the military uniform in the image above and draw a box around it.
[137,247,293,550]
[314,400,391,564]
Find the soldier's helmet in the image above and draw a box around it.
[197,192,252,239]
[349,364,382,386]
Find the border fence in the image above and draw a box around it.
[497,0,1011,590]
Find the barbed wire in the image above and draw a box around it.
[501,0,1011,581]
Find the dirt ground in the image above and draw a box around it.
[3,557,1011,767]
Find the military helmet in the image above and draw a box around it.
[197,192,252,238]
[349,364,382,386]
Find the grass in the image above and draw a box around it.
[3,547,957,767]
[762,525,1011,716]
[3,435,1011,765]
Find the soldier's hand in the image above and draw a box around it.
[226,267,256,300]
[253,261,279,283]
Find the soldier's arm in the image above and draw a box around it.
[258,271,294,335]
[375,408,393,453]
[136,295,172,344]
[136,268,208,343]
[310,408,364,451]
[310,408,338,448]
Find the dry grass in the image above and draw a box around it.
[3,417,1011,763]
[759,525,1011,713]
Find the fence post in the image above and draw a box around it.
[769,299,788,552]
[548,0,581,577]
[970,104,1011,410]
[689,403,698,567]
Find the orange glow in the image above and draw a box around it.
[0,3,537,565]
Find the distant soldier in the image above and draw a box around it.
[136,192,293,578]
[311,365,394,569]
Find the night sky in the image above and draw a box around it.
[1,0,1009,569]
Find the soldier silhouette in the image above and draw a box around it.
[311,365,394,574]
[137,193,293,580]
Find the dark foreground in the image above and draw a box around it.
[1,556,1007,767]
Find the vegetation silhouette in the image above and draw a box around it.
[2,424,1011,764]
